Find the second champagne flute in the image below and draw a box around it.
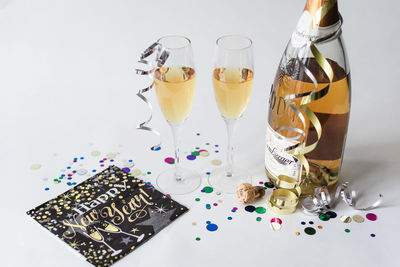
[209,35,254,193]
[154,35,201,195]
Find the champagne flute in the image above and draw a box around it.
[83,225,122,256]
[98,221,145,242]
[209,35,254,193]
[154,35,201,195]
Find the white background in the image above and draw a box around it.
[1,0,399,266]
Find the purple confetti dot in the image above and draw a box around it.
[370,233,376,237]
[122,167,130,173]
[197,133,200,136]
[110,159,114,162]
[72,170,76,173]
[187,155,196,160]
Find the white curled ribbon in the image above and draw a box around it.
[302,182,384,215]
[135,42,169,150]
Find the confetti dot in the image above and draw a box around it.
[245,205,256,213]
[340,216,352,223]
[326,211,337,218]
[199,151,210,157]
[353,215,365,223]
[77,169,88,175]
[187,155,196,160]
[206,222,218,232]
[192,222,197,226]
[366,213,377,221]
[106,153,117,159]
[92,170,96,173]
[255,207,267,214]
[122,168,130,173]
[191,151,200,156]
[80,157,84,159]
[296,232,300,236]
[370,233,376,237]
[304,227,316,235]
[264,181,275,188]
[164,157,175,164]
[345,229,350,233]
[152,146,161,151]
[216,192,221,196]
[211,159,222,166]
[195,237,201,241]
[147,171,151,175]
[213,203,218,206]
[309,221,314,225]
[256,217,262,221]
[100,164,105,167]
[202,186,214,193]
[301,221,306,225]
[44,187,49,191]
[259,181,264,185]
[91,150,101,157]
[318,225,323,229]
[195,198,200,201]
[319,213,330,221]
[227,217,232,220]
[206,172,211,175]
[206,142,209,145]
[131,169,142,176]
[196,133,200,136]
[215,145,219,147]
[231,209,236,213]
[233,207,238,210]
[67,166,71,169]
[215,150,219,153]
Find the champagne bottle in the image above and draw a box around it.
[265,0,350,196]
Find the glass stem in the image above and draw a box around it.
[170,123,183,181]
[224,118,237,178]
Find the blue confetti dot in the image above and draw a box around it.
[206,221,211,224]
[73,158,77,161]
[92,170,96,172]
[67,166,71,169]
[227,217,232,220]
[231,209,236,212]
[61,174,65,177]
[206,222,218,232]
[80,157,84,159]
[215,150,219,153]
[206,172,211,175]
[72,182,77,185]
[44,187,49,191]
[215,145,219,147]
[129,160,133,162]
[309,221,314,225]
[110,159,114,162]
[99,160,104,163]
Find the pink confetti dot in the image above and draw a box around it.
[164,157,175,164]
[213,203,218,206]
[100,164,104,167]
[366,213,378,221]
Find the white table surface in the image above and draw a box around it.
[1,0,399,266]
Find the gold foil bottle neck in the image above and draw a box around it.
[304,0,339,27]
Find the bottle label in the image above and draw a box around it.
[265,124,302,181]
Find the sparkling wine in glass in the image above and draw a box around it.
[83,225,122,256]
[154,35,201,195]
[209,35,254,193]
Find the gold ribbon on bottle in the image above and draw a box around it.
[269,1,338,215]
[135,42,169,150]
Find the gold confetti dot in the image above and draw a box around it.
[131,169,141,176]
[106,153,118,159]
[30,164,41,170]
[353,215,365,223]
[340,215,352,223]
[91,150,101,157]
[200,151,210,157]
[192,222,197,226]
[211,159,222,166]
[318,225,323,229]
[295,232,300,236]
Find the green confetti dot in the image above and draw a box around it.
[195,147,200,150]
[256,217,262,221]
[206,206,211,209]
[202,186,214,193]
[195,198,200,201]
[319,213,330,221]
[191,151,200,156]
[206,143,210,145]
[304,227,316,235]
[147,171,151,175]
[53,179,58,181]
[195,237,201,241]
[345,229,350,233]
[255,207,267,214]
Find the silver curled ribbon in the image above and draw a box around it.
[135,42,169,150]
[302,182,384,215]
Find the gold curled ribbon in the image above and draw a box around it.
[269,175,301,215]
[270,1,338,214]
[135,42,169,150]
[302,182,384,215]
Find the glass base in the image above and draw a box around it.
[208,167,251,194]
[156,168,201,195]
